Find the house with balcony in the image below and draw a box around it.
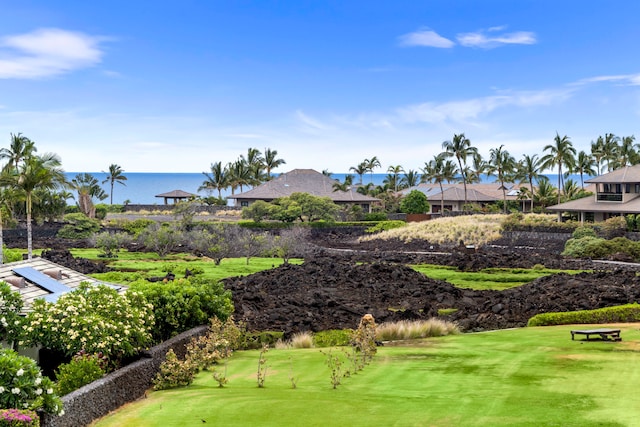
[546,165,640,222]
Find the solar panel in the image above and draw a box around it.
[12,267,71,294]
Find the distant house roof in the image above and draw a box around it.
[546,196,640,213]
[399,182,528,202]
[155,189,198,204]
[228,169,379,203]
[0,258,125,314]
[586,164,640,183]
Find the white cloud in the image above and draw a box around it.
[457,29,536,48]
[0,28,106,79]
[295,110,330,131]
[574,73,640,86]
[398,29,455,48]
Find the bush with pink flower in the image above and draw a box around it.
[0,408,39,427]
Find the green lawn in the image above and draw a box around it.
[411,264,585,290]
[92,324,640,427]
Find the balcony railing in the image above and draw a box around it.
[597,193,623,202]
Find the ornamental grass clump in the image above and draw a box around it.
[0,409,39,427]
[21,283,154,368]
[0,349,63,417]
[376,319,460,341]
[290,331,314,348]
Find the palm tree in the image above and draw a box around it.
[541,133,576,205]
[263,148,286,180]
[242,147,264,186]
[349,161,368,185]
[514,154,547,213]
[102,164,127,205]
[228,160,251,194]
[364,156,381,183]
[332,174,354,192]
[533,179,557,209]
[72,173,108,218]
[386,165,404,192]
[590,137,606,176]
[0,133,37,172]
[487,145,516,214]
[602,133,620,172]
[572,151,596,189]
[610,135,638,169]
[14,153,67,259]
[422,153,457,214]
[442,133,477,209]
[400,169,421,189]
[199,161,229,199]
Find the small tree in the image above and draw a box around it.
[271,226,309,264]
[242,200,275,223]
[139,223,185,257]
[400,190,430,214]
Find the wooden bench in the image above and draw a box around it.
[570,328,621,341]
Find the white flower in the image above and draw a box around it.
[11,387,20,394]
[16,368,24,376]
[34,376,42,385]
[23,403,28,408]
[35,388,43,395]
[59,410,65,416]
[0,386,5,393]
[47,388,53,394]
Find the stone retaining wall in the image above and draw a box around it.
[40,325,208,427]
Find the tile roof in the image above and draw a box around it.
[0,258,125,314]
[546,195,640,213]
[155,189,197,198]
[400,182,529,201]
[229,169,379,202]
[586,164,640,183]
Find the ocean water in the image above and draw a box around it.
[65,172,588,206]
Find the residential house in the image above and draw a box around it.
[546,164,640,222]
[228,169,380,212]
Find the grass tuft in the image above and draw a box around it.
[376,319,459,341]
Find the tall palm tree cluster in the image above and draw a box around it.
[0,133,68,260]
[342,131,638,213]
[199,148,286,198]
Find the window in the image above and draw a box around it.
[240,201,249,207]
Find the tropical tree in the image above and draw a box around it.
[442,133,477,208]
[572,151,597,189]
[514,154,548,213]
[263,148,286,180]
[599,133,620,172]
[610,135,638,169]
[102,164,127,205]
[0,133,36,173]
[332,174,354,192]
[533,179,557,209]
[590,137,606,176]
[386,165,404,192]
[200,161,229,198]
[13,153,67,259]
[227,160,252,194]
[400,169,421,189]
[364,156,381,183]
[422,153,457,214]
[72,173,108,218]
[487,145,516,214]
[349,161,368,185]
[541,133,576,205]
[242,147,264,186]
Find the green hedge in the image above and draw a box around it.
[527,303,640,327]
[313,329,353,347]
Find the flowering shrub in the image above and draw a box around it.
[0,409,39,427]
[0,283,23,344]
[21,283,154,366]
[0,349,63,416]
[152,349,195,390]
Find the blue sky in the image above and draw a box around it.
[1,1,640,174]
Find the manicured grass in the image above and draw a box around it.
[92,324,640,427]
[68,249,302,283]
[411,264,586,290]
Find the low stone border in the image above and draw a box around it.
[40,325,208,427]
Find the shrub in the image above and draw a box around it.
[239,331,284,350]
[120,218,155,236]
[364,212,388,221]
[21,284,154,366]
[528,303,640,327]
[563,236,640,261]
[365,220,405,233]
[313,329,353,347]
[55,352,106,396]
[152,349,195,390]
[571,226,597,239]
[0,409,39,427]
[91,231,132,258]
[56,213,101,239]
[400,190,430,214]
[128,277,233,343]
[0,282,23,344]
[138,223,185,257]
[599,216,627,238]
[0,349,63,416]
[2,247,22,264]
